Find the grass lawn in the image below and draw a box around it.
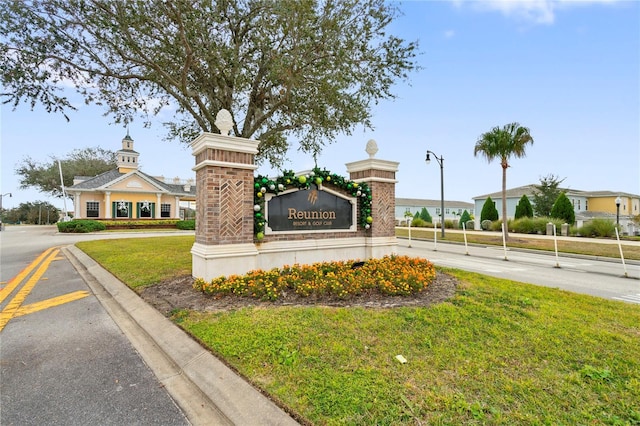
[76,236,194,288]
[76,235,640,425]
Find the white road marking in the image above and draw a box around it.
[612,294,640,304]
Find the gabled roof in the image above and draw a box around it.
[472,185,539,200]
[396,197,473,209]
[69,169,196,197]
[473,185,639,200]
[578,190,639,198]
[105,170,171,192]
[70,169,123,189]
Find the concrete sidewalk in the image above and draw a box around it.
[65,245,299,426]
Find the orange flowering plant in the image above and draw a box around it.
[193,255,436,301]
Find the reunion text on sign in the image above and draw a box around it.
[265,187,354,232]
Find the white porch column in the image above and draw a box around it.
[156,193,162,218]
[73,192,81,219]
[105,192,111,219]
[175,196,181,219]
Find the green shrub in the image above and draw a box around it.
[411,218,428,227]
[489,220,503,232]
[419,207,432,223]
[481,197,499,222]
[57,220,106,233]
[444,219,456,229]
[176,219,195,230]
[99,219,180,229]
[511,217,537,234]
[514,195,534,219]
[458,210,471,228]
[58,219,190,232]
[577,219,617,238]
[510,217,563,234]
[550,192,575,225]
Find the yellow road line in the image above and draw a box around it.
[0,249,60,331]
[12,291,90,318]
[0,247,58,304]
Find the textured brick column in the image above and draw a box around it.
[190,110,260,280]
[346,140,399,258]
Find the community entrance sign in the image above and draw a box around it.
[190,109,399,281]
[265,187,355,232]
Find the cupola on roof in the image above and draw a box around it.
[116,132,140,171]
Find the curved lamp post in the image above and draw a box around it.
[425,151,445,238]
[615,196,621,227]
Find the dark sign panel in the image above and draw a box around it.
[266,187,354,231]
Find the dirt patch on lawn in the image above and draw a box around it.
[138,271,459,315]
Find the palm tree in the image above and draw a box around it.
[474,122,534,240]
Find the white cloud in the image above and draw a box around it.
[452,0,622,25]
[444,29,456,38]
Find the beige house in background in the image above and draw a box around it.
[473,185,639,235]
[68,134,196,220]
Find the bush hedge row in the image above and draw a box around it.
[57,220,107,233]
[57,219,195,233]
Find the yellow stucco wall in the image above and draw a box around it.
[73,172,196,219]
[109,176,159,192]
[588,197,617,213]
[78,191,181,218]
[588,196,634,215]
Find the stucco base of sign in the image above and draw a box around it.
[256,236,398,271]
[191,237,398,281]
[191,242,260,281]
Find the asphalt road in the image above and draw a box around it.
[0,226,190,425]
[397,236,640,304]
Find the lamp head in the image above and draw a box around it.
[425,152,431,164]
[615,196,621,206]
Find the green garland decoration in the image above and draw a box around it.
[253,167,373,240]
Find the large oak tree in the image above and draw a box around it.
[1,0,419,166]
[16,147,116,198]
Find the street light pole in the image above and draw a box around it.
[0,192,12,211]
[0,193,11,230]
[615,196,621,228]
[425,150,445,238]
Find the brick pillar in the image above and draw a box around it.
[190,110,260,280]
[346,139,399,258]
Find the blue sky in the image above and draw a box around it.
[1,0,639,211]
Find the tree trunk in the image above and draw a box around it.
[502,164,509,241]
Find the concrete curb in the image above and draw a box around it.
[65,245,299,426]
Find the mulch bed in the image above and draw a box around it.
[138,271,459,315]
